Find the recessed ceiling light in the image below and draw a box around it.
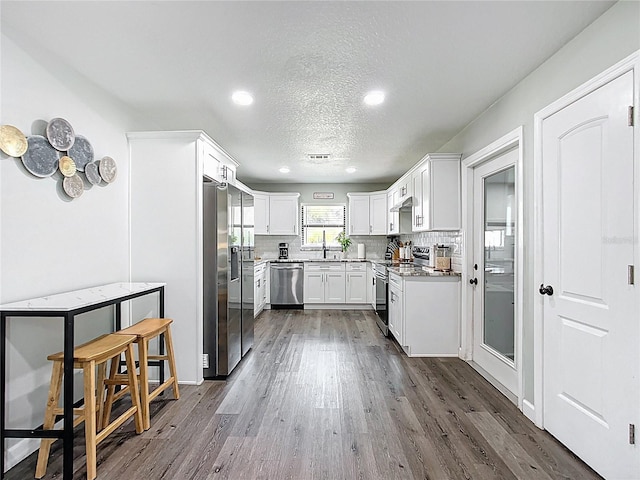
[345,167,357,173]
[364,90,385,106]
[279,166,290,173]
[231,91,254,106]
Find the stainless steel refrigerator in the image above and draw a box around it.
[203,180,254,378]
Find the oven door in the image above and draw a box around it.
[373,273,389,336]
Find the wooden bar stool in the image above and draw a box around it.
[35,334,143,480]
[107,317,179,430]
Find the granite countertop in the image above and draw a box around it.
[255,258,380,264]
[387,265,461,277]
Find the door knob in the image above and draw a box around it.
[539,284,554,296]
[469,278,478,285]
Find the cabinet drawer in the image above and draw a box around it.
[389,272,403,291]
[346,262,366,271]
[305,262,344,272]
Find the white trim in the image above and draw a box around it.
[460,126,524,411]
[533,50,639,430]
[522,399,536,425]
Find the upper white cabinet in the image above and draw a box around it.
[253,193,269,234]
[254,192,300,235]
[347,192,387,236]
[202,140,237,185]
[387,188,399,235]
[395,174,413,203]
[411,154,462,231]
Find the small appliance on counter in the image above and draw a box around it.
[434,245,451,270]
[278,242,289,259]
[412,245,452,270]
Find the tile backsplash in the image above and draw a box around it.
[255,235,389,260]
[399,231,463,272]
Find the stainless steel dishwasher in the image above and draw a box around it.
[270,263,304,308]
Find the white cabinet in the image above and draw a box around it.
[369,193,387,235]
[346,263,367,303]
[325,272,346,303]
[389,273,460,357]
[254,263,267,315]
[387,189,399,235]
[388,273,404,344]
[395,174,413,203]
[254,192,300,235]
[254,193,269,235]
[347,192,387,236]
[202,140,237,185]
[303,263,346,304]
[412,154,462,231]
[347,194,370,235]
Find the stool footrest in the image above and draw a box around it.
[96,406,139,444]
[148,377,177,402]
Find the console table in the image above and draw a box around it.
[0,282,166,479]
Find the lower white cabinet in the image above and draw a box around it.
[346,263,367,303]
[388,273,404,344]
[303,263,345,303]
[389,272,460,356]
[254,263,267,315]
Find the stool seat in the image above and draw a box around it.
[116,317,173,339]
[110,317,179,430]
[47,334,137,363]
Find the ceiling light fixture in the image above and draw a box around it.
[364,90,385,106]
[231,91,254,106]
[279,166,290,173]
[345,167,357,173]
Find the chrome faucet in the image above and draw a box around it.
[322,230,327,259]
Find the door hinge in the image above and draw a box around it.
[629,265,635,285]
[630,424,635,445]
[628,106,634,127]
[202,353,210,369]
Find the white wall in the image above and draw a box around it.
[0,34,152,469]
[436,1,640,405]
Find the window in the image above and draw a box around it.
[301,204,345,248]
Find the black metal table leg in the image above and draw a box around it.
[63,313,74,479]
[1,313,6,479]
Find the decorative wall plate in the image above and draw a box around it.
[98,156,117,183]
[85,161,101,185]
[59,156,77,177]
[21,135,59,177]
[62,174,84,198]
[46,117,75,151]
[0,125,28,157]
[67,135,93,171]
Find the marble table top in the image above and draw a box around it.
[0,282,166,312]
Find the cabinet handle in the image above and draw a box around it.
[267,225,270,233]
[369,225,372,233]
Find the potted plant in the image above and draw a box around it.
[336,231,352,259]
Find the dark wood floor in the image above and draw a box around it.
[8,309,600,479]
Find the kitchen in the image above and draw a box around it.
[0,1,638,479]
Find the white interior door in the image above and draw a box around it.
[472,148,518,396]
[541,70,638,479]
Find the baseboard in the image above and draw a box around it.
[303,304,374,310]
[6,437,39,472]
[522,399,538,426]
[407,353,459,358]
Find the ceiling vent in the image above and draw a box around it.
[307,153,331,161]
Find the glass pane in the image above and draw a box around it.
[483,166,515,361]
[303,227,342,247]
[304,205,344,226]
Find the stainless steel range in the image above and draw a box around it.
[372,261,391,336]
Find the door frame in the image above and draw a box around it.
[533,50,640,429]
[461,126,524,410]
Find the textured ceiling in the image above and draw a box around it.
[1,1,614,185]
